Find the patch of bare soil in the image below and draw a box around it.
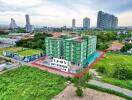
[52,84,125,100]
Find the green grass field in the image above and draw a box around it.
[0,47,22,55]
[0,35,8,38]
[93,53,132,90]
[0,66,66,100]
[16,49,43,56]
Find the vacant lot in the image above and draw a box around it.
[0,46,43,56]
[16,49,43,56]
[0,46,22,55]
[0,66,66,100]
[93,53,132,90]
[52,84,125,100]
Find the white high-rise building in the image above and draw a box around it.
[9,18,18,29]
[83,17,90,30]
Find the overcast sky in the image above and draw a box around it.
[0,0,132,27]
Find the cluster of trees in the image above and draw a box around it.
[121,43,132,52]
[80,30,118,50]
[16,32,52,50]
[10,27,26,33]
[80,29,132,50]
[96,32,117,50]
[0,31,9,35]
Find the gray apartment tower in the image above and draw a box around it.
[97,11,118,29]
[83,17,90,30]
[25,14,32,32]
[72,19,76,29]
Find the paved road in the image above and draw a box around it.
[89,80,132,97]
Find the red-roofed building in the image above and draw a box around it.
[51,32,61,37]
[107,41,124,51]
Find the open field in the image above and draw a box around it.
[16,49,43,56]
[0,46,43,56]
[0,66,66,100]
[93,53,132,90]
[0,47,22,55]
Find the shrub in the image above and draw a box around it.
[83,72,90,82]
[97,66,106,74]
[66,76,72,81]
[73,72,90,86]
[113,65,132,80]
[76,86,83,97]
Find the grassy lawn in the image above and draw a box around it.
[16,49,43,56]
[0,47,22,55]
[0,66,66,100]
[93,53,132,90]
[0,35,8,38]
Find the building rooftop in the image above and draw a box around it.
[73,37,82,42]
[46,35,97,43]
[51,32,61,37]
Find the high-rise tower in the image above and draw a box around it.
[72,19,76,29]
[97,11,118,29]
[83,17,90,30]
[9,18,18,29]
[25,14,32,32]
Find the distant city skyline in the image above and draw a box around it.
[0,0,132,27]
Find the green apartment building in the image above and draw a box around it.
[45,35,96,66]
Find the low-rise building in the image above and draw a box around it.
[0,38,19,45]
[126,38,132,44]
[107,41,124,51]
[45,35,97,68]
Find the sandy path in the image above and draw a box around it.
[52,84,125,100]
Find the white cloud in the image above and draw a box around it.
[118,11,132,26]
[1,0,43,7]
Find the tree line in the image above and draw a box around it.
[16,32,53,50]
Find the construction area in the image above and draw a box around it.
[45,35,96,64]
[31,35,105,76]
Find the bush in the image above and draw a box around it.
[76,86,83,97]
[97,66,106,74]
[83,72,90,82]
[121,43,132,52]
[113,65,132,80]
[73,72,90,86]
